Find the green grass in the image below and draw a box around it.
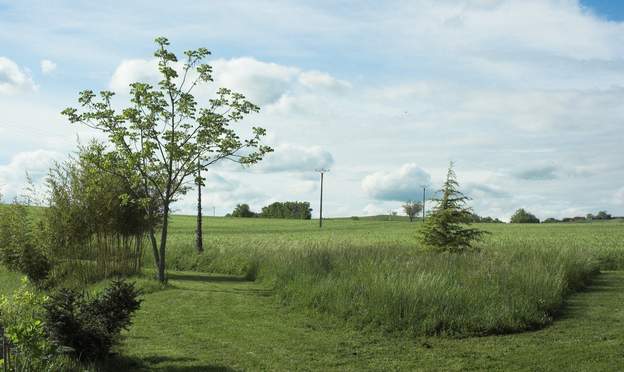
[113,270,624,371]
[165,216,624,273]
[161,217,624,337]
[0,265,23,295]
[3,216,624,370]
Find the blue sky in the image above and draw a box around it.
[1,0,624,220]
[583,0,624,21]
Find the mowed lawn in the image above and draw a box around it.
[119,270,624,371]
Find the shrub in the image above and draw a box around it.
[19,244,52,287]
[43,280,142,361]
[0,202,31,270]
[0,202,52,287]
[45,144,156,284]
[0,280,66,371]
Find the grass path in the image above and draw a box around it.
[117,270,624,371]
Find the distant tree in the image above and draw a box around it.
[586,213,594,221]
[402,200,422,222]
[230,204,257,218]
[419,163,485,252]
[510,209,540,224]
[62,37,271,282]
[261,201,312,219]
[543,217,560,223]
[595,210,612,220]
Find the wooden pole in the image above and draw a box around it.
[319,171,324,228]
[422,186,426,222]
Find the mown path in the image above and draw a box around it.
[119,271,624,371]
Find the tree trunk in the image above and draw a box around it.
[149,228,160,270]
[195,163,204,253]
[157,203,170,283]
[409,215,413,222]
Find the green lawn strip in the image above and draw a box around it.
[117,270,624,371]
[0,265,23,296]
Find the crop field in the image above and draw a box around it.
[82,215,623,371]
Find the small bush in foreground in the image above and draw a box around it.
[0,280,68,371]
[43,280,142,361]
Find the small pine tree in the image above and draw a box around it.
[419,163,485,252]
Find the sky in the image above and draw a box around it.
[1,0,623,220]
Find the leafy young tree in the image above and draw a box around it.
[419,163,485,252]
[62,37,272,282]
[402,200,423,222]
[510,208,540,223]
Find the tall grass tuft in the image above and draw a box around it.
[260,243,599,336]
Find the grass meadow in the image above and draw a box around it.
[164,217,624,336]
[2,215,624,370]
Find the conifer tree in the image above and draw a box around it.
[419,163,485,252]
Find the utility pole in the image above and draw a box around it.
[316,168,329,228]
[422,186,426,222]
[213,206,216,217]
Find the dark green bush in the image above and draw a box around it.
[19,244,52,287]
[43,280,142,361]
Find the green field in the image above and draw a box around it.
[2,216,624,370]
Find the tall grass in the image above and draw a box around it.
[257,243,598,336]
[159,217,624,337]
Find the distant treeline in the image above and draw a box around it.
[227,201,312,220]
[511,209,617,224]
[543,210,616,223]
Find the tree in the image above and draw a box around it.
[260,201,312,219]
[402,200,423,222]
[230,203,257,218]
[62,37,272,282]
[510,209,540,223]
[595,210,612,220]
[419,163,485,252]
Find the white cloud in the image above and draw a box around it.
[109,58,160,93]
[211,58,299,105]
[615,187,624,206]
[108,56,349,108]
[258,144,334,173]
[0,57,36,94]
[362,164,431,201]
[0,150,60,200]
[40,59,56,74]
